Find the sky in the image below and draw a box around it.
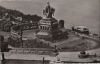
[0,0,100,34]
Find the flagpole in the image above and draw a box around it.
[19,17,23,48]
[21,25,23,48]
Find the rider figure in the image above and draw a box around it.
[43,2,55,18]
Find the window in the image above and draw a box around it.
[40,26,42,29]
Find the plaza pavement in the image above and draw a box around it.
[58,48,100,62]
[0,47,99,62]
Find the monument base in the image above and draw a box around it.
[36,16,59,42]
[36,32,53,41]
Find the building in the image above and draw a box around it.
[58,20,64,28]
[0,13,12,31]
[10,25,22,39]
[0,35,8,52]
[22,20,38,30]
[8,25,22,47]
[73,26,90,35]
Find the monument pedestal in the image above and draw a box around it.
[36,18,59,41]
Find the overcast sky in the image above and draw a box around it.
[0,0,100,34]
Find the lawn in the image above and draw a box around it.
[56,37,99,52]
[1,30,100,52]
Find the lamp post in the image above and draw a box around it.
[20,24,23,48]
[43,57,45,64]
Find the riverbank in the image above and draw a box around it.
[0,50,100,63]
[0,46,100,63]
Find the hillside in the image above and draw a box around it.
[0,5,42,32]
[0,5,42,22]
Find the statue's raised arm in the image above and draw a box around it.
[43,2,55,18]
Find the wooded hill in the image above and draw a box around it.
[0,5,42,32]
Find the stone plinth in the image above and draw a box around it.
[36,18,59,41]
